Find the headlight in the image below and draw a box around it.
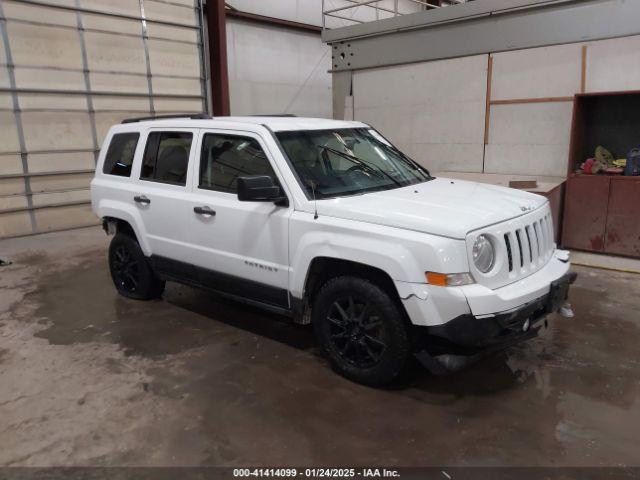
[472,234,494,273]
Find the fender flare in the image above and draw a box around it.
[290,233,423,299]
[96,199,152,256]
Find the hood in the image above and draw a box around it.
[315,177,547,239]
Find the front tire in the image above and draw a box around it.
[108,233,165,300]
[312,276,411,386]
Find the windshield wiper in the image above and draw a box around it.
[375,141,432,179]
[320,146,402,187]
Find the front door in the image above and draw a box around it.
[185,129,292,308]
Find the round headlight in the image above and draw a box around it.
[472,235,494,273]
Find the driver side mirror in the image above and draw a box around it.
[237,176,288,206]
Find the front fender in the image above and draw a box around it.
[289,212,468,298]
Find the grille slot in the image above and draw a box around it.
[524,226,534,263]
[538,219,546,254]
[504,233,513,272]
[515,229,524,268]
[533,222,541,257]
[544,215,554,250]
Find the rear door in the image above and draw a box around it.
[133,127,198,274]
[185,129,292,308]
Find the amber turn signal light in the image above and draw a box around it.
[426,272,448,286]
[425,272,474,287]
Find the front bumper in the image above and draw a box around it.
[425,271,577,350]
[396,251,576,374]
[412,270,577,375]
[397,250,573,327]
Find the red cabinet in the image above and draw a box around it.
[561,91,640,258]
[605,177,640,257]
[562,175,610,252]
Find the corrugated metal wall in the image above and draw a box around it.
[0,0,207,238]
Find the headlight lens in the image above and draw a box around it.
[472,234,494,273]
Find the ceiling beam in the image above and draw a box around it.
[225,9,322,34]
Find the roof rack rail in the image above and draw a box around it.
[249,114,297,117]
[121,113,212,124]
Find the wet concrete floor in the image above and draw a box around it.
[0,227,639,466]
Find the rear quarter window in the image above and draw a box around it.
[102,132,140,177]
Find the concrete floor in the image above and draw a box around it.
[1,227,639,467]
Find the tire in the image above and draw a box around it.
[312,276,411,386]
[108,233,165,300]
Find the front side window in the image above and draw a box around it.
[199,133,277,193]
[276,128,432,199]
[102,132,139,177]
[141,131,193,185]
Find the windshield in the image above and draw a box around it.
[275,128,432,199]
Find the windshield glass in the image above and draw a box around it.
[275,128,432,199]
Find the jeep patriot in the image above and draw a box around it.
[91,114,576,385]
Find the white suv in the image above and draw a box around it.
[91,114,575,385]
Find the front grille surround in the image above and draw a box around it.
[466,204,555,290]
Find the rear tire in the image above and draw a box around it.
[312,276,411,386]
[108,233,165,300]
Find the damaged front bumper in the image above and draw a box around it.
[413,271,578,375]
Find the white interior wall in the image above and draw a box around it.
[586,35,640,93]
[485,102,574,176]
[226,19,332,117]
[490,44,583,100]
[485,43,583,177]
[353,55,488,173]
[349,34,640,178]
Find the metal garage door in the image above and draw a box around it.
[0,0,207,238]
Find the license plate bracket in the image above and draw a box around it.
[547,276,570,313]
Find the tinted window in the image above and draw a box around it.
[141,131,192,185]
[199,133,277,193]
[102,132,139,177]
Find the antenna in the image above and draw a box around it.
[310,181,319,220]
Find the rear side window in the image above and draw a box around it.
[199,133,277,193]
[102,132,139,177]
[141,131,193,186]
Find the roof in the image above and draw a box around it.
[120,116,368,132]
[222,116,368,132]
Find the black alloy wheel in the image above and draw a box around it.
[326,295,387,369]
[111,244,140,293]
[108,233,165,300]
[313,276,411,386]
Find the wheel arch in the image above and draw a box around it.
[97,199,151,255]
[103,217,136,237]
[302,256,403,309]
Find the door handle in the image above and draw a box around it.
[194,206,216,216]
[134,195,150,205]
